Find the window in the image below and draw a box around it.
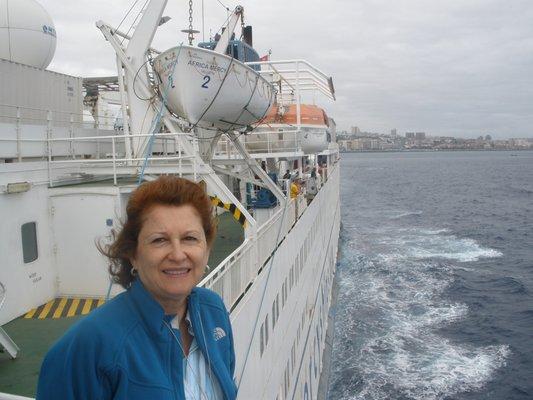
[21,222,38,263]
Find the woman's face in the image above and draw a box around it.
[131,204,210,310]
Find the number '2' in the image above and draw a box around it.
[201,75,211,89]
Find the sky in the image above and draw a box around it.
[39,0,533,139]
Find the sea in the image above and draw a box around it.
[327,150,533,400]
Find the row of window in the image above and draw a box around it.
[259,180,338,399]
[278,208,338,400]
[259,208,324,356]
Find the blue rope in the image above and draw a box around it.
[137,44,183,185]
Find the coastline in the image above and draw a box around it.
[340,148,533,154]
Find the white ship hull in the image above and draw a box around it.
[231,165,340,399]
[153,46,275,130]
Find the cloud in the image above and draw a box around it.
[39,0,533,138]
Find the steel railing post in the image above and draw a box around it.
[69,114,75,159]
[178,136,182,177]
[96,117,101,159]
[15,107,21,162]
[112,137,117,185]
[46,110,52,186]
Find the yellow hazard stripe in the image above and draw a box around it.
[67,298,80,317]
[81,299,93,315]
[52,297,68,319]
[210,196,247,227]
[24,307,38,319]
[23,297,105,319]
[37,300,55,319]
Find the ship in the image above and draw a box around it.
[0,1,340,399]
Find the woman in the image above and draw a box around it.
[37,176,237,400]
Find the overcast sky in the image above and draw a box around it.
[40,0,533,138]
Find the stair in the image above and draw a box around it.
[0,281,19,359]
[0,326,19,359]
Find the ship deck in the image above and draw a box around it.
[0,212,244,398]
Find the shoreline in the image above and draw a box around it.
[340,148,533,154]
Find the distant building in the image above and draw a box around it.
[405,132,415,139]
[485,134,492,141]
[415,132,426,140]
[350,126,360,135]
[391,128,397,137]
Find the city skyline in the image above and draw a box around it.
[344,126,527,141]
[337,128,532,151]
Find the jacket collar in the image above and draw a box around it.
[128,279,171,340]
[128,279,201,341]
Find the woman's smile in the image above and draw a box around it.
[131,204,210,313]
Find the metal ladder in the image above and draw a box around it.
[0,282,19,359]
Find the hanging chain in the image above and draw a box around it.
[240,10,245,37]
[188,0,194,45]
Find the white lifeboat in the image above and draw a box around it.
[153,45,275,131]
[246,104,330,154]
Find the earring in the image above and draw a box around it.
[130,267,138,277]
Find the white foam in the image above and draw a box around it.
[380,231,503,263]
[331,234,510,400]
[418,228,450,235]
[390,210,423,219]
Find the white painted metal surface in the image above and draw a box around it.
[49,190,120,297]
[0,282,20,358]
[0,327,19,359]
[0,0,57,68]
[153,45,275,130]
[244,125,329,154]
[300,126,329,154]
[0,60,83,126]
[0,173,56,325]
[229,164,341,399]
[0,393,33,400]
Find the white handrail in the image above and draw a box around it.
[199,162,338,310]
[0,282,5,311]
[0,393,33,400]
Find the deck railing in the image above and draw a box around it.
[200,161,338,310]
[200,198,296,309]
[46,132,198,184]
[0,128,200,185]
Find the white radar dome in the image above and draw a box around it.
[0,0,57,69]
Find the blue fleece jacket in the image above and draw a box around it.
[36,280,237,399]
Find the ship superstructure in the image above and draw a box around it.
[0,1,340,398]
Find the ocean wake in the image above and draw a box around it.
[329,227,509,400]
[379,228,503,263]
